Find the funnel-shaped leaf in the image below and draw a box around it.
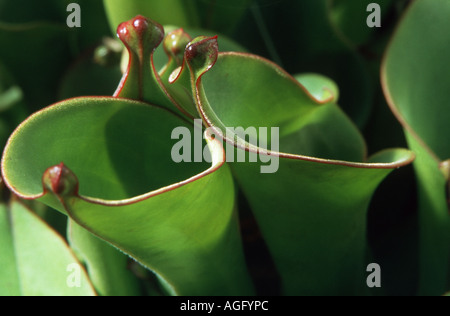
[0,197,96,296]
[115,16,199,119]
[294,73,340,104]
[158,28,197,118]
[68,220,142,296]
[185,37,414,295]
[1,97,254,296]
[382,0,450,295]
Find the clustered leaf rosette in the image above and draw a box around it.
[184,34,414,295]
[1,15,414,295]
[1,16,254,296]
[382,0,450,295]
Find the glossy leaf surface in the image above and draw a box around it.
[2,97,254,296]
[185,37,414,295]
[0,198,95,296]
[68,220,142,296]
[382,0,450,295]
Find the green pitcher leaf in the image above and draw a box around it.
[0,197,20,296]
[188,28,248,53]
[186,37,414,295]
[382,0,450,295]
[160,28,193,80]
[113,16,164,102]
[68,220,142,296]
[157,28,248,119]
[383,0,450,160]
[158,28,197,118]
[0,197,96,296]
[114,16,194,118]
[115,16,248,120]
[155,25,248,73]
[1,96,255,296]
[294,73,340,104]
[405,132,449,295]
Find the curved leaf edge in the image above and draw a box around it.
[380,0,441,166]
[1,97,226,204]
[184,39,415,170]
